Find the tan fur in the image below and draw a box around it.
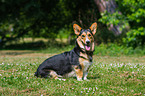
[80,52,89,60]
[79,56,92,80]
[90,22,97,35]
[81,32,87,43]
[74,65,83,81]
[63,69,76,77]
[76,38,85,51]
[35,23,97,81]
[91,42,95,51]
[73,22,97,81]
[76,32,95,52]
[49,70,62,79]
[51,23,97,81]
[73,24,82,36]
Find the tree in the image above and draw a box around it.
[0,0,69,46]
[0,0,100,46]
[94,0,129,36]
[117,0,145,47]
[1,0,144,48]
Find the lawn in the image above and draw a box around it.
[0,50,145,96]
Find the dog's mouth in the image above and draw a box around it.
[85,45,91,51]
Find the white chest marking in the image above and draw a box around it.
[83,60,92,72]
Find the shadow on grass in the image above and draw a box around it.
[87,76,100,80]
[0,40,69,50]
[0,40,72,56]
[0,51,33,56]
[87,74,101,80]
[70,75,100,81]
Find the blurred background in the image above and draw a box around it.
[0,0,145,53]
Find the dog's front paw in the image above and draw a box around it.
[77,78,83,81]
[84,77,89,81]
[57,78,66,81]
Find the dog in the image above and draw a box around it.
[35,22,97,81]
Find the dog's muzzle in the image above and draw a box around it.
[85,40,91,51]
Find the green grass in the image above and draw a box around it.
[94,43,145,56]
[0,38,145,95]
[0,51,145,96]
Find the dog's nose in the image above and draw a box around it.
[86,41,90,44]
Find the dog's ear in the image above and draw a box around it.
[90,22,97,35]
[73,24,82,36]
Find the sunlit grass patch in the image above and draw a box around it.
[92,61,145,95]
[0,54,145,95]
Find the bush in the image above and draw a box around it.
[123,27,145,48]
[99,0,145,47]
[94,43,145,56]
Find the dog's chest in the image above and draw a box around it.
[83,60,92,72]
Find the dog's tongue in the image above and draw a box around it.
[85,45,90,51]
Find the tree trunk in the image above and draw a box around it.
[94,0,126,36]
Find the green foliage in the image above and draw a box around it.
[0,0,70,45]
[118,0,145,27]
[1,0,145,48]
[117,0,145,28]
[118,0,145,48]
[94,43,145,56]
[123,27,145,48]
[94,23,116,44]
[99,11,129,32]
[0,0,100,46]
[99,0,145,47]
[0,23,12,39]
[57,28,72,39]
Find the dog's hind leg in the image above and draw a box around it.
[49,70,62,80]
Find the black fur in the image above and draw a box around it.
[78,29,93,36]
[35,43,82,78]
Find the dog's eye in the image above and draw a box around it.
[88,34,91,37]
[82,35,85,37]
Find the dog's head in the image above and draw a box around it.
[73,22,97,52]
